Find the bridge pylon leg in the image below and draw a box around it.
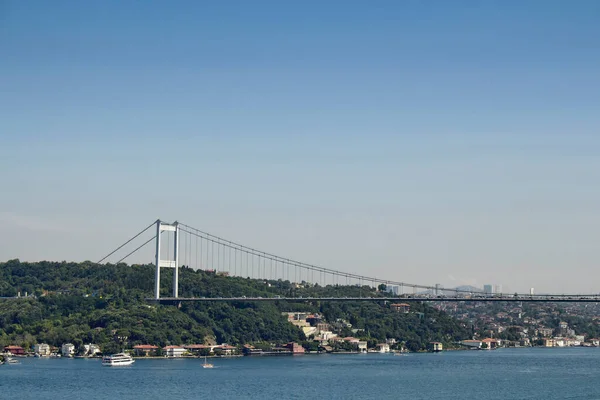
[173,224,179,298]
[154,219,180,300]
[155,220,161,300]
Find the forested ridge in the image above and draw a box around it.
[0,260,470,352]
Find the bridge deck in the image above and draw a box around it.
[146,296,600,303]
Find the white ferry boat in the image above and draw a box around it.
[101,353,134,367]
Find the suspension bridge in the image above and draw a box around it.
[97,219,600,304]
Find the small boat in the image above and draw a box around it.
[202,356,214,369]
[7,357,20,364]
[101,353,134,367]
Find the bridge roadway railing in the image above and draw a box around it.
[146,294,600,303]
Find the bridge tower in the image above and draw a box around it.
[154,220,179,300]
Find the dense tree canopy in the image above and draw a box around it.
[0,260,469,352]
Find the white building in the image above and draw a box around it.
[34,343,51,356]
[83,344,101,357]
[376,343,390,353]
[61,343,75,357]
[319,331,336,341]
[358,341,368,353]
[164,346,187,358]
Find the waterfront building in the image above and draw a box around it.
[34,343,51,356]
[460,340,482,349]
[217,345,238,356]
[483,285,493,294]
[163,345,187,357]
[430,342,443,352]
[481,338,500,349]
[133,344,159,356]
[242,344,264,356]
[3,345,25,356]
[61,343,75,357]
[358,341,368,353]
[83,344,101,357]
[284,342,306,355]
[183,344,210,355]
[376,343,390,353]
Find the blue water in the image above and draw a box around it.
[1,348,599,399]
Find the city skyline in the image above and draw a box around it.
[2,1,600,293]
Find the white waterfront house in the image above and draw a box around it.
[358,341,368,353]
[376,343,391,353]
[34,343,51,356]
[61,343,75,357]
[164,346,187,357]
[83,344,101,357]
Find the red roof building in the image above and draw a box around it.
[133,344,159,356]
[3,346,25,356]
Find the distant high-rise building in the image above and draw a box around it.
[387,285,402,296]
[435,284,442,295]
[494,285,502,294]
[483,284,493,294]
[530,288,535,296]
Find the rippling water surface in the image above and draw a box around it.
[1,348,600,399]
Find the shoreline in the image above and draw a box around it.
[6,345,592,361]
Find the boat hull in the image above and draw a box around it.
[102,360,135,366]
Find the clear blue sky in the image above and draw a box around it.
[1,0,599,293]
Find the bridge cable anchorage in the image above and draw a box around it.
[97,220,158,264]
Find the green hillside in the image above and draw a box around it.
[0,259,470,352]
